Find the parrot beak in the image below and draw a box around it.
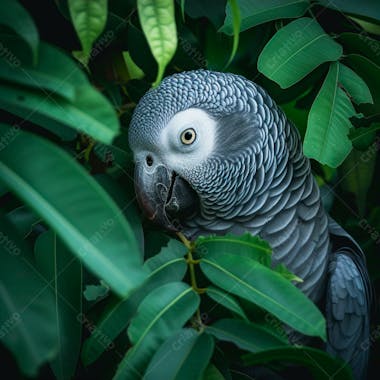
[134,163,198,231]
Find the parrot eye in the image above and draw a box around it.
[180,128,196,145]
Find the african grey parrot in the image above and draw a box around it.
[128,70,371,379]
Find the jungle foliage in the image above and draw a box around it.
[0,0,379,379]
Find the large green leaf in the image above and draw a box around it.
[207,319,288,353]
[0,216,58,376]
[137,0,178,87]
[0,124,147,297]
[200,253,326,339]
[114,282,200,380]
[68,0,108,64]
[243,346,353,380]
[303,63,357,167]
[196,233,272,267]
[0,82,119,144]
[0,0,39,61]
[82,255,187,365]
[144,329,214,380]
[258,17,342,88]
[221,0,309,35]
[34,231,82,380]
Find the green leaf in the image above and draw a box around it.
[338,63,373,104]
[206,286,248,321]
[6,206,41,237]
[0,216,58,376]
[0,0,39,61]
[274,263,303,283]
[339,148,376,216]
[0,124,147,297]
[200,253,326,340]
[346,54,380,115]
[349,123,380,150]
[137,0,178,87]
[144,329,214,380]
[122,51,145,80]
[303,62,356,167]
[258,17,342,88]
[207,319,288,353]
[0,38,87,102]
[243,346,353,380]
[224,0,241,68]
[83,282,109,302]
[68,0,108,64]
[221,0,309,35]
[114,282,200,380]
[82,257,187,365]
[202,364,225,380]
[338,32,380,67]
[34,231,82,380]
[144,238,187,272]
[0,82,119,145]
[317,0,380,24]
[195,233,272,267]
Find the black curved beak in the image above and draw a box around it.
[134,163,198,231]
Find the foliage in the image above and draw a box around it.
[0,0,379,379]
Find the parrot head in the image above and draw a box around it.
[129,70,288,234]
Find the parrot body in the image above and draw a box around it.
[129,70,371,379]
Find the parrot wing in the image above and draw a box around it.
[326,218,372,379]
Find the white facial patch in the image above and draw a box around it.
[159,108,216,171]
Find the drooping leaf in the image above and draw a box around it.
[34,231,82,380]
[207,319,288,353]
[338,63,373,105]
[224,0,241,68]
[82,257,187,365]
[0,0,39,61]
[258,17,342,88]
[200,253,326,339]
[206,286,249,321]
[346,54,380,115]
[243,346,353,380]
[0,124,147,297]
[137,0,178,87]
[304,62,356,167]
[68,0,108,64]
[221,0,309,35]
[195,233,272,267]
[122,51,145,80]
[0,216,58,376]
[144,329,214,380]
[114,282,200,380]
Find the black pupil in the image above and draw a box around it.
[184,131,193,141]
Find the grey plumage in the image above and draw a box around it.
[129,70,371,379]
